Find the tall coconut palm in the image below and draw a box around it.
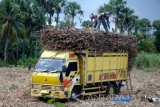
[16,0,45,59]
[64,1,83,27]
[0,0,26,62]
[35,0,46,16]
[118,7,135,34]
[98,0,127,32]
[54,0,66,28]
[45,0,55,25]
[138,18,151,36]
[59,17,75,28]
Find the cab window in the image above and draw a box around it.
[66,62,77,76]
[68,62,77,71]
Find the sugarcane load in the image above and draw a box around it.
[41,28,137,70]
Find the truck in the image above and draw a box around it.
[31,49,128,99]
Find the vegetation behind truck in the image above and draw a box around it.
[31,50,128,99]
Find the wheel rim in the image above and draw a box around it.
[71,91,77,99]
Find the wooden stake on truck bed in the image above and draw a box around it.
[126,72,133,92]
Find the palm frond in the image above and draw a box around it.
[15,21,26,38]
[10,26,18,42]
[0,21,9,40]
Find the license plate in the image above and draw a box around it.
[40,90,50,94]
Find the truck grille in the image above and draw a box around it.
[41,85,52,90]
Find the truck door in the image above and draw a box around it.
[63,61,80,89]
[66,62,78,77]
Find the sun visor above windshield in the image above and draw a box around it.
[41,50,76,59]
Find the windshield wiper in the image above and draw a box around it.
[34,69,60,73]
[35,69,49,72]
[50,70,59,73]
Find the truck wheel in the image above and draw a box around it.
[106,84,117,96]
[70,88,79,101]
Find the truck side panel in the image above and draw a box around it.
[86,53,128,84]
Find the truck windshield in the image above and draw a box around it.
[35,58,65,72]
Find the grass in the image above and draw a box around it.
[135,52,160,71]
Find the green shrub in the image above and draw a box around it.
[54,102,66,107]
[135,52,160,70]
[137,36,157,52]
[17,56,38,67]
[46,97,66,107]
[0,59,9,67]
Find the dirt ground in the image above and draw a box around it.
[0,67,160,107]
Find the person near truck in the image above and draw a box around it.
[90,13,98,28]
[90,12,110,32]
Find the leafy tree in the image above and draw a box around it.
[36,0,66,27]
[137,35,156,52]
[152,20,160,31]
[59,17,76,28]
[54,0,66,28]
[35,0,46,12]
[0,0,26,62]
[107,0,127,32]
[108,0,127,25]
[64,1,83,27]
[116,7,135,34]
[43,0,55,25]
[153,20,160,52]
[98,0,134,33]
[15,0,45,59]
[137,18,151,36]
[98,0,151,36]
[81,20,92,28]
[98,3,112,14]
[16,0,45,32]
[154,31,160,52]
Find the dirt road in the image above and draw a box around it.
[0,68,160,107]
[0,68,52,107]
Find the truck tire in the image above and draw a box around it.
[106,84,118,96]
[70,88,79,101]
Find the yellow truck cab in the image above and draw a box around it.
[31,50,128,99]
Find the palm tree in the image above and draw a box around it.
[36,0,66,27]
[16,0,45,59]
[138,18,151,36]
[45,0,55,25]
[118,7,135,34]
[98,0,127,32]
[59,17,75,28]
[64,1,83,27]
[54,0,66,28]
[98,3,112,14]
[0,0,26,62]
[35,0,46,18]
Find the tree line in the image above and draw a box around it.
[0,0,160,66]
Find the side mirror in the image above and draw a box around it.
[59,72,63,84]
[28,63,32,70]
[62,65,67,72]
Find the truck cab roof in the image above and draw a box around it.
[41,50,77,59]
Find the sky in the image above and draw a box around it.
[69,0,160,28]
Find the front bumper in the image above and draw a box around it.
[31,89,67,99]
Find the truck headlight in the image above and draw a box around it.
[32,84,38,89]
[55,86,61,91]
